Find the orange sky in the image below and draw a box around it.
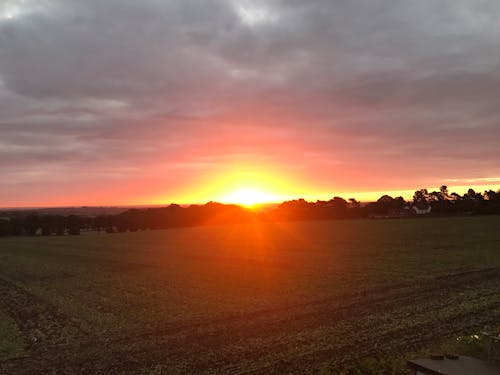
[2,1,500,208]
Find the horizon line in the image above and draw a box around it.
[2,183,499,211]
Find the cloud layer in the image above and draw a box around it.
[1,0,500,205]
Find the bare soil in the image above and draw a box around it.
[1,267,500,374]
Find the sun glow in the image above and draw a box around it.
[147,166,301,207]
[207,168,293,206]
[218,187,278,206]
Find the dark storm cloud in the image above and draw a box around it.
[1,0,500,204]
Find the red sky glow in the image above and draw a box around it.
[1,0,500,207]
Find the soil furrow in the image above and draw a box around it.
[3,267,499,374]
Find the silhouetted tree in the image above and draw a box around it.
[67,215,81,235]
[2,184,500,237]
[440,185,449,200]
[413,189,430,210]
[23,214,39,236]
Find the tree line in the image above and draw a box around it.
[1,186,499,237]
[270,186,500,220]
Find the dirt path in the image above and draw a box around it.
[1,268,500,374]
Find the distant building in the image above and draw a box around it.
[412,205,431,215]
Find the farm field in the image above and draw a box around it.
[1,216,500,374]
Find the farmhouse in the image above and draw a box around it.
[412,205,432,215]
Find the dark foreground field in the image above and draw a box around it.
[1,216,500,374]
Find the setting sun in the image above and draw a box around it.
[148,165,304,206]
[218,187,278,206]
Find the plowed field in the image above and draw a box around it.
[1,216,500,373]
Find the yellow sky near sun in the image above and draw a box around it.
[178,169,300,205]
[146,163,500,206]
[138,160,500,206]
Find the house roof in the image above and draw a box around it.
[407,355,500,375]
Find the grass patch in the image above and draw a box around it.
[0,216,499,372]
[0,310,25,361]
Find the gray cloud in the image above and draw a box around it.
[1,0,500,205]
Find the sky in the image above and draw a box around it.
[1,0,500,207]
